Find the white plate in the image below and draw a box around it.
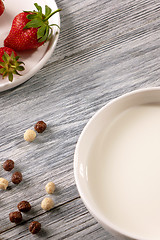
[0,0,60,92]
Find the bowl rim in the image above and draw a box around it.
[74,87,160,240]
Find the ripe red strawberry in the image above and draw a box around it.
[4,3,61,51]
[0,47,25,81]
[0,0,4,16]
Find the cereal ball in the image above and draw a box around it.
[24,129,36,142]
[17,201,31,212]
[9,211,22,224]
[3,159,14,171]
[0,178,9,190]
[0,178,8,190]
[0,182,6,190]
[45,182,55,194]
[34,121,47,133]
[29,221,41,234]
[12,172,22,184]
[41,197,54,211]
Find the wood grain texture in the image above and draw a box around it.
[0,0,160,239]
[0,198,113,240]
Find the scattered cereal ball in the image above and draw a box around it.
[29,221,41,234]
[12,171,22,184]
[9,211,22,224]
[0,178,8,190]
[24,129,36,142]
[41,197,54,211]
[45,182,55,194]
[17,201,31,212]
[3,159,14,171]
[34,121,47,133]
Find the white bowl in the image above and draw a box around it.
[74,87,160,240]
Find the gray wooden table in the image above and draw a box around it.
[0,0,160,239]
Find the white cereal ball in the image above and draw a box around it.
[24,129,36,142]
[0,178,9,190]
[41,197,54,211]
[45,182,55,194]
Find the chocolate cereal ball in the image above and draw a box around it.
[17,201,31,212]
[9,211,22,224]
[29,221,41,234]
[12,172,22,184]
[3,159,14,171]
[34,121,47,133]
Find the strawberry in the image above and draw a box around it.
[0,47,25,82]
[4,3,61,51]
[0,0,4,16]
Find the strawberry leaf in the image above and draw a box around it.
[3,71,8,78]
[0,62,5,67]
[48,27,53,40]
[2,52,8,62]
[45,5,52,16]
[15,56,20,61]
[27,14,38,20]
[50,23,61,29]
[38,26,49,42]
[24,19,44,29]
[34,3,42,15]
[17,61,25,65]
[11,51,15,59]
[37,25,46,39]
[8,72,13,82]
[0,68,5,74]
[17,66,25,71]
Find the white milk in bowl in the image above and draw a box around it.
[87,104,160,240]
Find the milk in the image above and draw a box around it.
[87,104,160,240]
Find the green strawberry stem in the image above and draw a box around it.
[24,3,61,43]
[44,9,61,21]
[0,52,25,82]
